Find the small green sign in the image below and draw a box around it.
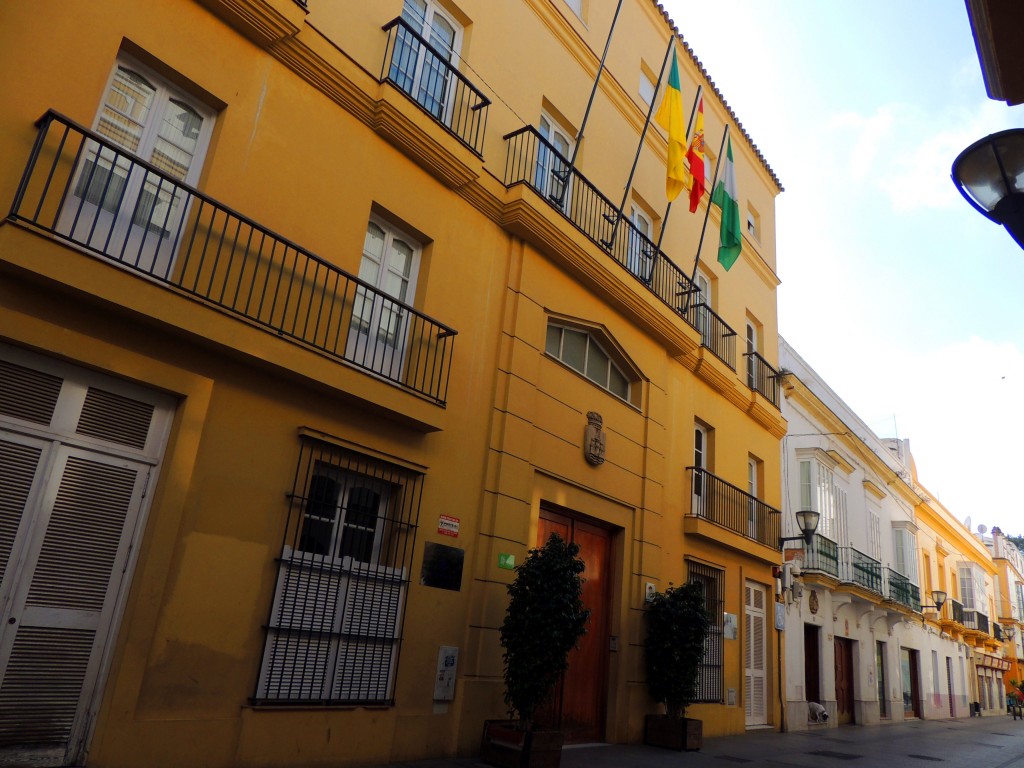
[498,553,515,570]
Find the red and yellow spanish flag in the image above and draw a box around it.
[655,50,687,202]
[686,98,705,213]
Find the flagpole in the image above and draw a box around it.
[649,84,703,280]
[600,37,676,250]
[683,123,730,315]
[553,0,624,206]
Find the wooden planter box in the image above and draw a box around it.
[644,714,702,751]
[480,720,564,768]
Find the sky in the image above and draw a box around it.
[661,1,1024,536]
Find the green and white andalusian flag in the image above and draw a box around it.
[711,135,741,270]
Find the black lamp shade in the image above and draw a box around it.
[952,129,1024,248]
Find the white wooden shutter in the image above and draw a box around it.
[331,564,405,701]
[0,345,170,766]
[0,447,149,756]
[744,582,767,726]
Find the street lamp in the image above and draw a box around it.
[779,509,819,548]
[921,590,948,612]
[951,128,1024,249]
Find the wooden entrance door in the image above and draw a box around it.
[535,508,611,744]
[834,637,855,724]
[900,648,921,717]
[744,582,767,726]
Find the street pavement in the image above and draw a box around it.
[387,715,1024,768]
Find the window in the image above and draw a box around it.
[747,455,762,539]
[892,527,918,581]
[692,269,714,347]
[256,438,423,704]
[627,204,654,280]
[797,456,848,544]
[346,217,422,380]
[867,507,882,561]
[390,0,463,122]
[545,323,630,400]
[746,205,760,240]
[745,321,759,389]
[62,56,215,272]
[958,564,985,611]
[692,421,711,511]
[535,111,574,208]
[638,69,657,107]
[687,560,724,702]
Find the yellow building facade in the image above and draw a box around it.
[0,1,785,766]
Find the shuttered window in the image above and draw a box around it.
[687,559,724,702]
[256,438,423,705]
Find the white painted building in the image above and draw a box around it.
[778,339,973,729]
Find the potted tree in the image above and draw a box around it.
[643,581,711,751]
[481,533,589,768]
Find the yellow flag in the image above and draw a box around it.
[655,50,689,202]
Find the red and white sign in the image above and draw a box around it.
[438,515,460,537]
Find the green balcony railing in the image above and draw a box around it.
[839,547,883,593]
[885,569,921,611]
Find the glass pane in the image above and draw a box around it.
[360,224,386,282]
[545,324,561,356]
[608,364,629,399]
[345,486,380,529]
[402,0,428,28]
[429,14,456,59]
[150,99,202,181]
[561,329,586,372]
[96,67,155,153]
[585,341,609,384]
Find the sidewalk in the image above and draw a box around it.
[387,715,1024,768]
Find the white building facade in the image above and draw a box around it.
[779,339,972,728]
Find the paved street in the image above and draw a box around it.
[390,716,1024,768]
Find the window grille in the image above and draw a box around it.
[687,559,725,703]
[254,438,423,705]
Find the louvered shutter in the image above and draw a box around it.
[332,563,405,701]
[0,447,149,758]
[744,582,767,726]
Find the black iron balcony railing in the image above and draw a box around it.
[381,17,490,155]
[685,303,737,369]
[951,598,965,625]
[784,534,839,577]
[885,570,921,612]
[838,547,883,593]
[687,466,781,549]
[995,623,1004,641]
[963,609,990,635]
[744,350,780,407]
[503,127,746,367]
[9,111,456,404]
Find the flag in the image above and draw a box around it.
[655,50,687,202]
[711,135,742,271]
[686,98,705,213]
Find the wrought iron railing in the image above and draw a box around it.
[787,534,839,577]
[9,111,457,404]
[995,623,1004,641]
[838,547,883,593]
[687,467,781,549]
[685,303,737,369]
[381,17,490,155]
[504,126,732,325]
[744,350,780,407]
[951,598,965,625]
[963,609,990,635]
[885,570,921,611]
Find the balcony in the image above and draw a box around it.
[838,547,883,593]
[9,111,456,405]
[885,570,921,612]
[745,350,781,407]
[685,302,737,369]
[995,623,1004,642]
[964,609,990,635]
[503,128,705,320]
[687,467,781,549]
[951,598,965,625]
[785,534,839,577]
[381,17,490,155]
